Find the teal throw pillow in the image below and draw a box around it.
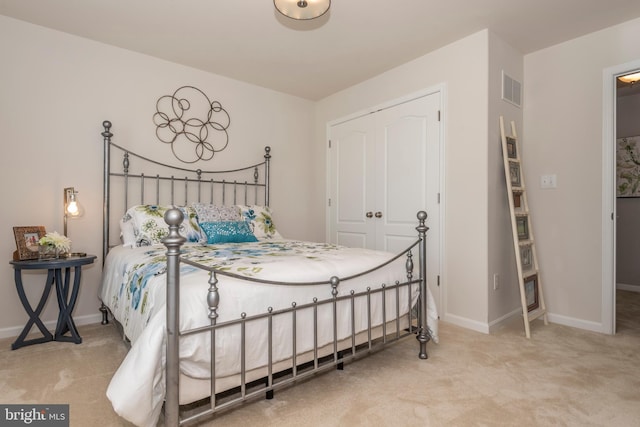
[200,221,259,244]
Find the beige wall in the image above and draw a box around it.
[0,16,317,337]
[315,31,491,330]
[487,32,524,326]
[524,17,640,331]
[314,30,530,331]
[4,13,639,339]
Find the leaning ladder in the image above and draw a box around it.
[499,117,548,338]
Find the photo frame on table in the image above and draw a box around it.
[509,161,521,187]
[506,137,517,159]
[524,274,539,312]
[516,215,529,240]
[13,226,46,260]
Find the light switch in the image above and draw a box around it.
[540,174,557,189]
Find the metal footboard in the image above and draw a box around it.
[162,209,430,426]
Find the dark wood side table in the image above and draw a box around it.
[9,255,97,350]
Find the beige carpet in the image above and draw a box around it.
[1,290,639,427]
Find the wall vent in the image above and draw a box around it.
[502,71,522,108]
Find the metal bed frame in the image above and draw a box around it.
[100,120,431,426]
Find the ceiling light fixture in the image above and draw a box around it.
[274,0,330,20]
[618,71,640,85]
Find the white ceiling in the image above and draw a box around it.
[2,0,640,100]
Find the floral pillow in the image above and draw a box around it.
[200,221,258,244]
[121,205,205,247]
[237,205,283,240]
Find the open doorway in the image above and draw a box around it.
[603,61,640,335]
[615,70,640,335]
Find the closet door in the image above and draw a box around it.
[328,91,441,307]
[374,94,440,254]
[329,93,440,250]
[328,113,376,248]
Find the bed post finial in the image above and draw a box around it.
[163,208,186,427]
[416,210,430,359]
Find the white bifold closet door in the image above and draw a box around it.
[328,91,441,306]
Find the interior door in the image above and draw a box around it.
[328,91,442,307]
[373,94,440,254]
[328,113,376,248]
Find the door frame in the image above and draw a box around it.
[324,84,446,310]
[602,59,640,335]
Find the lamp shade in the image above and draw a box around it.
[274,0,330,20]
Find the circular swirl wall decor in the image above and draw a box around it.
[153,86,231,163]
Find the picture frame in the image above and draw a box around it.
[506,137,517,159]
[13,226,46,260]
[513,190,522,208]
[616,136,640,197]
[524,274,539,312]
[509,161,521,187]
[520,243,533,271]
[516,215,529,240]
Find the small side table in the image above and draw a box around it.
[10,255,97,350]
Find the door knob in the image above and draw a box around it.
[375,212,383,218]
[366,212,373,218]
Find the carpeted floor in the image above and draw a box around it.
[1,290,639,426]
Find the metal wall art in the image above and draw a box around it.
[153,86,231,163]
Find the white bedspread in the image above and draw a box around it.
[101,241,438,427]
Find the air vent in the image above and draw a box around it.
[502,71,522,108]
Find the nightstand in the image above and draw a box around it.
[9,255,97,350]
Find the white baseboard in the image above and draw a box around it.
[0,313,103,340]
[546,312,608,334]
[445,309,610,336]
[442,313,490,334]
[488,308,522,333]
[617,283,640,292]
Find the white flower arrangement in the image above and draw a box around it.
[39,231,72,253]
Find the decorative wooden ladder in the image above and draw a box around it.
[500,117,548,338]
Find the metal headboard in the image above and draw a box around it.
[101,120,271,264]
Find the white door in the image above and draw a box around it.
[328,91,442,307]
[328,113,376,248]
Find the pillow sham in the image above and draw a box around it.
[200,221,258,244]
[237,205,283,240]
[192,203,241,223]
[121,205,204,247]
[119,213,137,248]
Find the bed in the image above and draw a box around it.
[98,120,437,426]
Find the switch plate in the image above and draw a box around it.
[540,174,557,189]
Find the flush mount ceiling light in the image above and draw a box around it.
[618,71,640,85]
[274,0,330,20]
